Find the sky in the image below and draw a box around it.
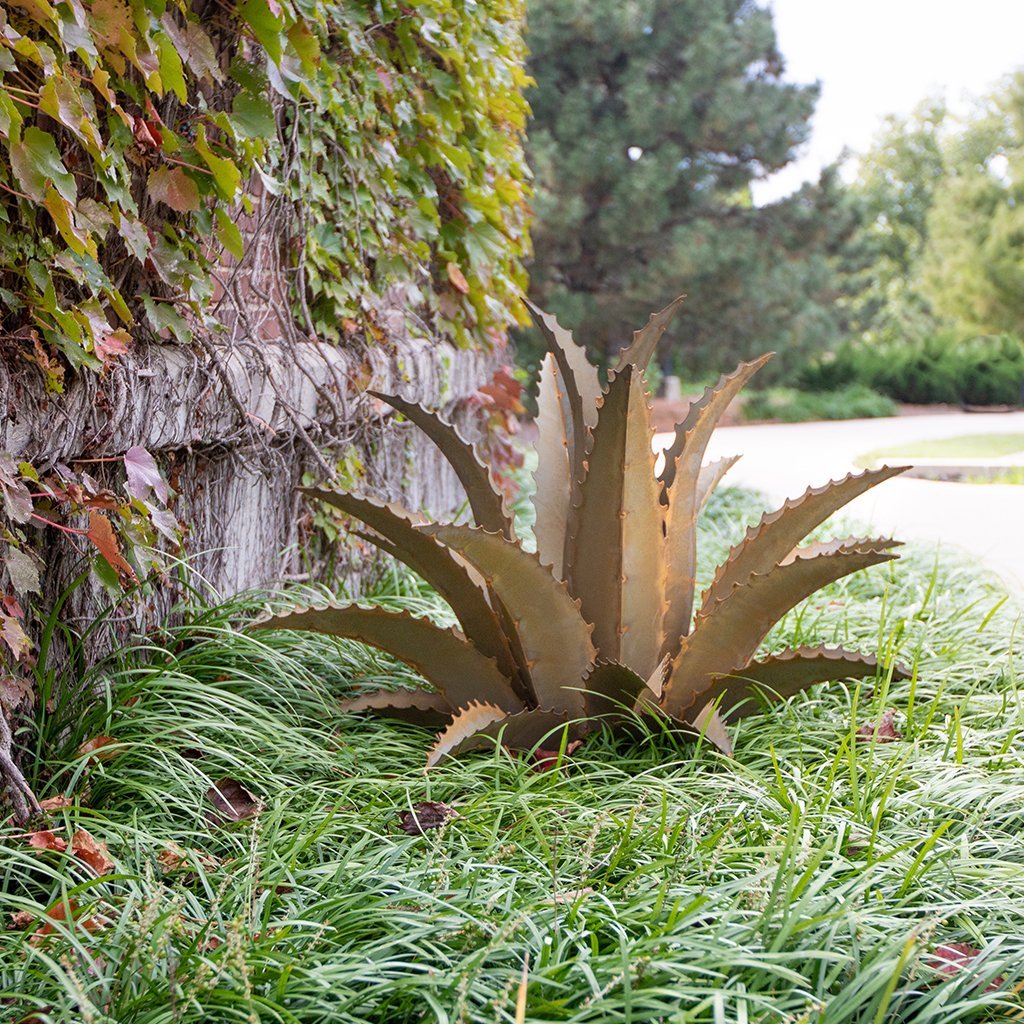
[751,0,1024,204]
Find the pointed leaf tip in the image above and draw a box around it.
[426,701,508,768]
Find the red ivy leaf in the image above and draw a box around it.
[147,166,200,213]
[0,614,32,662]
[94,329,131,365]
[124,446,169,503]
[86,511,136,582]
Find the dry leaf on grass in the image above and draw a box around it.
[29,898,102,945]
[27,830,67,853]
[206,778,260,826]
[70,830,113,875]
[77,735,120,762]
[157,842,218,873]
[39,795,73,812]
[926,942,1006,992]
[856,709,902,743]
[530,739,583,773]
[397,801,456,835]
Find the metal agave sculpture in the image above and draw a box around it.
[257,300,908,764]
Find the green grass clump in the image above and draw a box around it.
[3,492,1024,1022]
[742,384,898,423]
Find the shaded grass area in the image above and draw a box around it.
[3,490,1024,1023]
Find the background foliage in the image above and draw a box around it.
[0,0,531,387]
[821,73,1024,404]
[517,0,860,380]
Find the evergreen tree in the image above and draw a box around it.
[522,0,847,377]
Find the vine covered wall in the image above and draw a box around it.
[0,0,531,384]
[0,0,532,801]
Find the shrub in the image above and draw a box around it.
[742,384,898,423]
[799,334,1024,406]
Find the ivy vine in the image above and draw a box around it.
[0,0,531,390]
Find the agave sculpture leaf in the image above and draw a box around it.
[256,300,909,763]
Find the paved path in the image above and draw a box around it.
[655,411,1024,592]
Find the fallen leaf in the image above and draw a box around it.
[78,735,120,762]
[8,911,34,929]
[30,898,102,945]
[27,830,68,853]
[530,739,583,773]
[397,801,455,835]
[544,887,595,905]
[926,942,1005,992]
[39,795,73,812]
[70,830,113,875]
[446,262,470,295]
[157,841,218,874]
[124,446,169,503]
[206,778,260,825]
[856,709,902,743]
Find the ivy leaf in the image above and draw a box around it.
[87,0,133,54]
[5,546,41,596]
[124,446,169,503]
[159,14,223,84]
[0,454,33,523]
[0,612,31,661]
[231,90,276,139]
[143,296,192,344]
[215,207,244,259]
[446,262,470,295]
[94,328,130,364]
[39,75,102,155]
[147,166,200,213]
[43,187,94,257]
[155,33,188,103]
[0,673,34,711]
[86,510,136,582]
[238,0,284,65]
[195,126,240,200]
[10,126,77,203]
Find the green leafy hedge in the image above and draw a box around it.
[0,0,530,389]
[799,334,1024,406]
